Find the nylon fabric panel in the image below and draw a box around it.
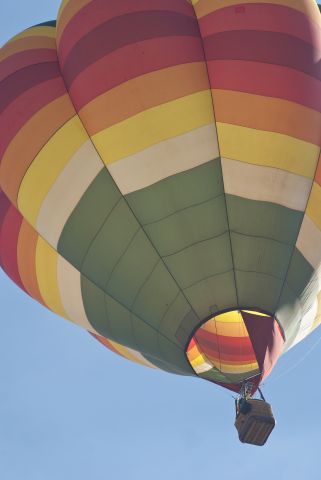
[226,195,304,315]
[80,275,192,375]
[192,0,321,338]
[126,160,236,325]
[57,169,121,269]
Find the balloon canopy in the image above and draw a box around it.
[1,0,321,394]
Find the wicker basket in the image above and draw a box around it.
[235,399,275,446]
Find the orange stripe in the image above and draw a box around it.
[93,333,125,356]
[202,320,248,337]
[57,0,92,43]
[80,62,209,135]
[0,36,56,63]
[0,95,75,205]
[17,220,45,305]
[213,89,321,146]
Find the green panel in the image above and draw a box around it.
[105,295,137,347]
[164,234,232,288]
[132,317,192,375]
[175,309,200,348]
[158,293,196,347]
[184,271,237,319]
[158,336,194,374]
[81,275,193,375]
[143,195,227,256]
[125,159,238,330]
[232,233,292,279]
[81,199,139,289]
[81,275,117,342]
[32,20,56,28]
[143,353,192,375]
[226,195,304,313]
[58,170,121,268]
[198,368,228,384]
[126,159,223,224]
[81,274,143,350]
[227,195,303,244]
[235,271,282,313]
[131,262,181,328]
[106,229,160,307]
[200,368,259,385]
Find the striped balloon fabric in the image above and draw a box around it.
[1,0,321,393]
[187,310,283,386]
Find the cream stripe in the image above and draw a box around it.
[35,237,67,318]
[111,343,157,369]
[289,299,318,348]
[124,347,157,369]
[18,116,88,228]
[92,90,215,165]
[57,256,99,334]
[297,215,321,268]
[222,157,312,211]
[193,362,213,374]
[37,141,103,249]
[312,291,321,331]
[108,124,218,195]
[217,123,319,178]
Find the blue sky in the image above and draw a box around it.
[1,2,321,479]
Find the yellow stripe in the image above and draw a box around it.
[214,310,243,323]
[18,116,88,228]
[217,123,319,178]
[211,359,259,374]
[6,26,56,45]
[188,350,210,367]
[306,183,321,231]
[242,310,269,317]
[35,237,67,318]
[92,90,214,165]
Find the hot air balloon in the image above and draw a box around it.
[1,0,321,445]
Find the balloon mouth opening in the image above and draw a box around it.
[185,309,284,387]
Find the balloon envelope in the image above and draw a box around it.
[1,0,321,393]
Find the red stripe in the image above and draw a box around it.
[0,48,57,83]
[0,77,66,162]
[203,30,321,80]
[195,335,256,358]
[199,343,257,363]
[69,36,204,110]
[62,11,200,88]
[209,60,321,113]
[0,191,11,232]
[0,62,61,114]
[59,0,195,64]
[0,205,25,291]
[196,328,253,349]
[199,4,321,46]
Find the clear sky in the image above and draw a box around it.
[1,2,321,479]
